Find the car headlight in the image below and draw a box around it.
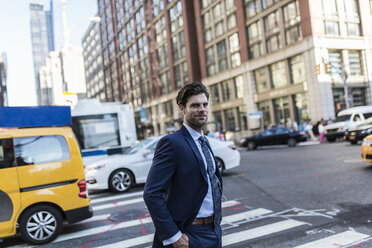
[239,138,247,144]
[362,139,372,146]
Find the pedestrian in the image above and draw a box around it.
[318,120,325,143]
[305,120,316,141]
[143,82,223,248]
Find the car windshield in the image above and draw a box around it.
[335,114,351,122]
[124,139,154,155]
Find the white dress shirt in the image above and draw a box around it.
[163,124,216,246]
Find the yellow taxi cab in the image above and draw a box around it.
[0,107,92,245]
[361,134,372,162]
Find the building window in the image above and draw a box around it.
[255,67,270,93]
[290,55,306,84]
[206,46,216,76]
[258,100,272,128]
[344,0,359,18]
[234,76,244,99]
[324,21,339,35]
[322,0,338,16]
[283,1,302,45]
[248,21,263,59]
[262,0,278,9]
[264,10,281,53]
[238,106,248,130]
[271,61,288,89]
[227,14,237,30]
[294,93,308,122]
[222,80,232,101]
[346,22,360,36]
[213,111,223,132]
[217,40,228,72]
[211,84,220,104]
[245,0,258,19]
[174,65,182,89]
[224,108,236,131]
[229,33,241,67]
[273,97,291,127]
[328,50,342,76]
[348,51,362,75]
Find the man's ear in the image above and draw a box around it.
[179,105,185,115]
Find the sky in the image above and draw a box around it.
[0,0,98,106]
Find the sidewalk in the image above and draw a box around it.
[299,140,320,146]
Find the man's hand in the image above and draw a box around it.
[172,233,189,248]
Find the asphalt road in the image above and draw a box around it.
[3,140,372,247]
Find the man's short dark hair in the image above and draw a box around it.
[176,81,209,107]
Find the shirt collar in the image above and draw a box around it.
[183,123,204,142]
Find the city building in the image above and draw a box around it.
[94,0,372,138]
[29,1,56,106]
[0,52,8,106]
[82,21,105,101]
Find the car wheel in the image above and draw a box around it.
[109,168,134,193]
[349,140,358,145]
[288,138,297,147]
[215,157,225,175]
[19,205,62,245]
[247,141,257,150]
[327,137,336,142]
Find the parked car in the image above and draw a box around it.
[361,134,372,162]
[239,127,307,150]
[325,106,372,142]
[344,117,372,144]
[85,136,240,193]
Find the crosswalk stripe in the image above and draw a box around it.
[96,234,154,248]
[222,219,307,246]
[90,191,144,204]
[54,217,153,243]
[92,197,144,211]
[52,205,262,244]
[221,208,272,225]
[92,198,240,212]
[294,230,369,248]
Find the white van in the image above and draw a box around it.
[325,106,372,142]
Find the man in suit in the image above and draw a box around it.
[144,82,222,248]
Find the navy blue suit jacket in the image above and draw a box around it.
[143,125,222,245]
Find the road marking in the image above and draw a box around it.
[295,230,369,248]
[222,219,307,246]
[221,208,273,225]
[97,234,154,248]
[92,197,144,211]
[90,191,144,204]
[222,200,240,208]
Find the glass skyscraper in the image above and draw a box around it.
[29,0,55,106]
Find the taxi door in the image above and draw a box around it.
[0,137,21,237]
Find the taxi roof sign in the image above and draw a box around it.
[0,106,71,128]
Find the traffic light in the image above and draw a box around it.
[315,64,320,75]
[324,63,331,74]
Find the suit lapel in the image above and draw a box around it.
[205,138,222,183]
[180,126,208,182]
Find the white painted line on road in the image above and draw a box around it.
[97,234,154,248]
[92,197,144,211]
[294,230,369,248]
[221,208,273,225]
[46,204,268,246]
[90,191,144,204]
[72,214,111,225]
[53,217,153,243]
[222,219,308,246]
[222,200,240,208]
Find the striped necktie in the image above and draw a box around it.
[198,136,222,225]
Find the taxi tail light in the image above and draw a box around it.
[228,145,237,150]
[78,179,88,198]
